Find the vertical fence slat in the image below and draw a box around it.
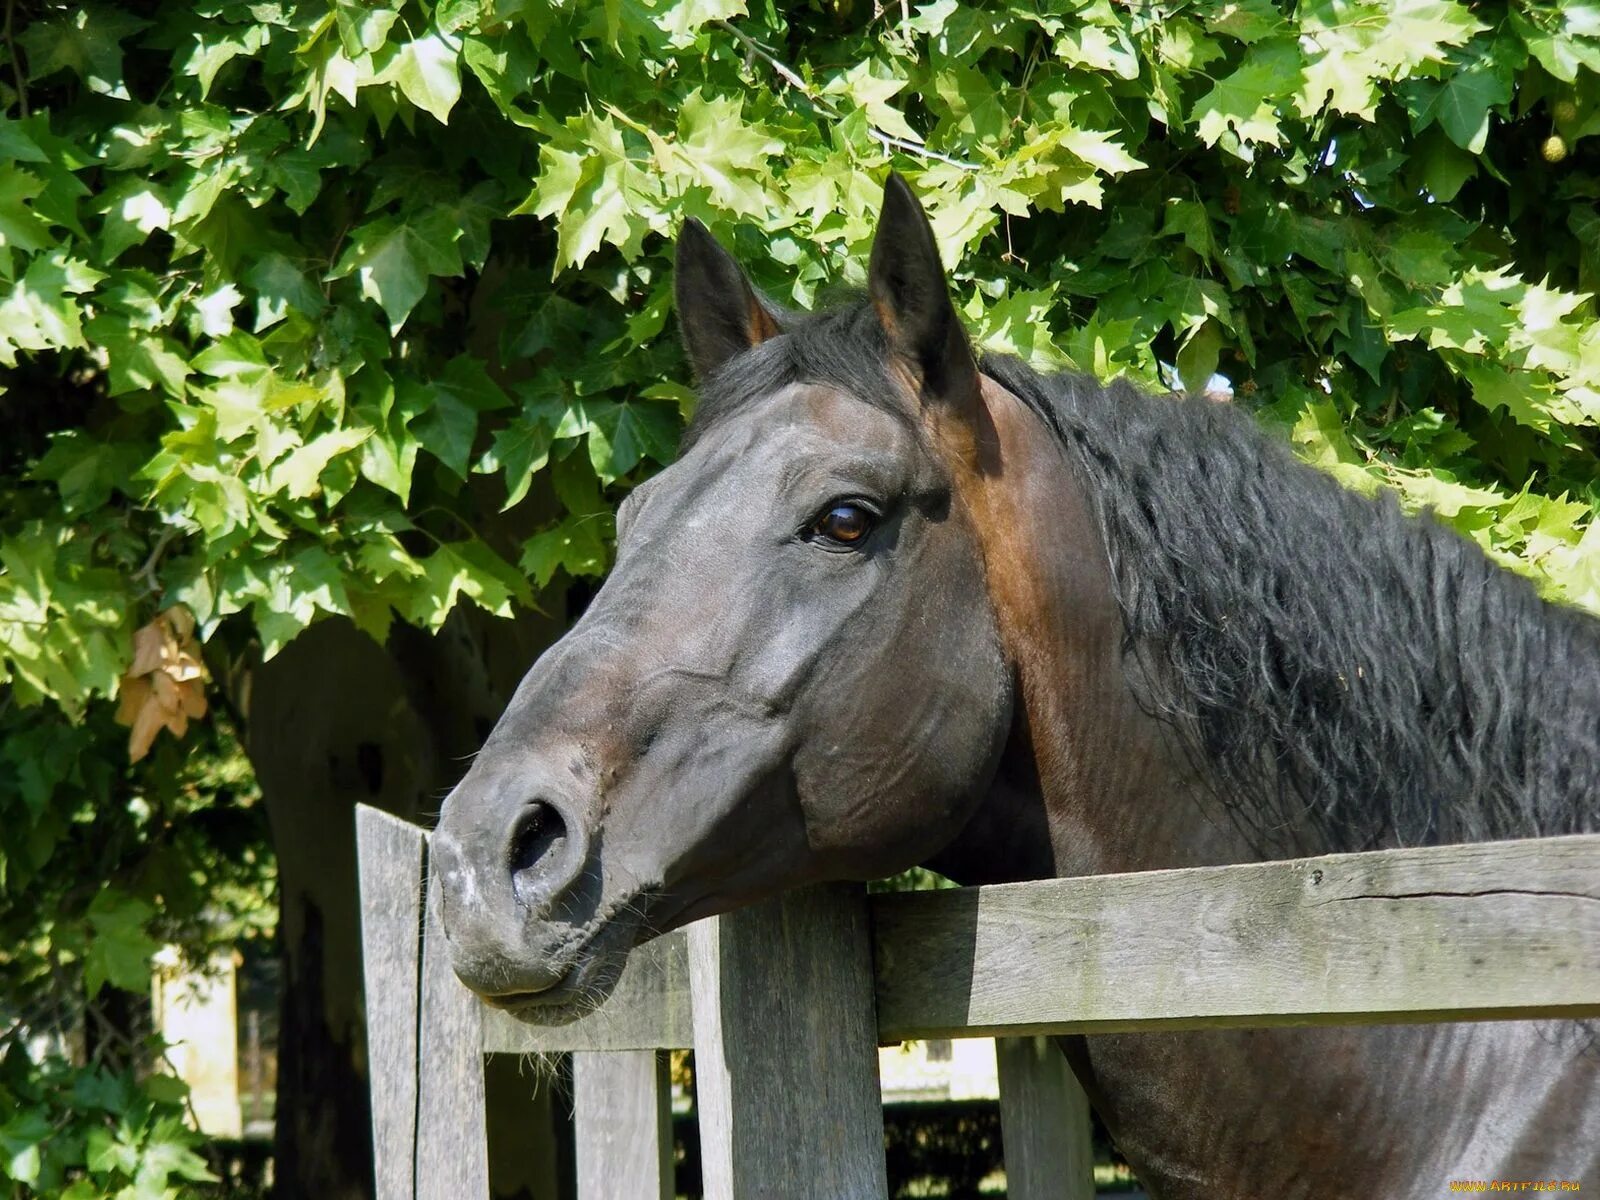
[357,805,425,1200]
[574,1051,673,1200]
[690,883,888,1200]
[996,1036,1095,1200]
[414,856,491,1200]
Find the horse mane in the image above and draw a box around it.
[685,297,1600,856]
[983,353,1600,856]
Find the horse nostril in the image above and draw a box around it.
[508,801,570,907]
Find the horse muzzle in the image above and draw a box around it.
[432,754,616,1004]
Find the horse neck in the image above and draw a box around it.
[937,375,1253,884]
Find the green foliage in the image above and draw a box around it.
[0,703,272,1031]
[1,0,1595,722]
[0,1054,217,1199]
[0,0,1597,1185]
[0,691,269,1195]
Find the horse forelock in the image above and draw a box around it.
[682,296,901,447]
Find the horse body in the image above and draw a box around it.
[1068,1022,1597,1198]
[930,366,1600,1197]
[434,176,1600,1196]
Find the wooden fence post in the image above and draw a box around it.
[690,884,888,1200]
[574,1051,673,1200]
[356,805,426,1200]
[996,1036,1095,1200]
[414,861,491,1199]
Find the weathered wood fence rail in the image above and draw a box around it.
[356,804,1600,1200]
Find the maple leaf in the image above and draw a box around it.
[115,608,208,762]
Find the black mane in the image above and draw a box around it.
[985,354,1600,855]
[688,300,1600,855]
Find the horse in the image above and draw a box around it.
[432,174,1600,1198]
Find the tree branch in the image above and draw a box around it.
[716,20,979,173]
[4,0,28,118]
[137,528,180,595]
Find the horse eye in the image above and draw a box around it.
[810,503,874,545]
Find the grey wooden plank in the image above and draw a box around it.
[356,804,425,1200]
[874,834,1600,1040]
[480,931,693,1053]
[996,1037,1094,1200]
[415,859,490,1200]
[574,1051,672,1200]
[690,884,888,1200]
[474,835,1600,1057]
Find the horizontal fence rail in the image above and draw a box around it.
[477,833,1600,1053]
[357,806,1600,1200]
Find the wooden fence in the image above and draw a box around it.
[355,804,1600,1200]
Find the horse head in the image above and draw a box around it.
[433,176,1019,1014]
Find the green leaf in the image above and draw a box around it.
[968,287,1071,369]
[411,539,527,628]
[1405,41,1515,153]
[519,111,657,273]
[1192,40,1304,151]
[16,6,150,99]
[1335,306,1388,385]
[1511,6,1600,82]
[250,546,356,658]
[86,1126,138,1176]
[1163,275,1234,335]
[0,117,46,163]
[0,167,55,253]
[73,1066,134,1112]
[328,208,464,331]
[1204,0,1288,43]
[550,445,607,518]
[83,317,191,397]
[821,61,918,141]
[1383,0,1487,73]
[336,1,399,56]
[360,423,420,504]
[1416,128,1477,202]
[269,150,327,215]
[478,419,554,510]
[85,889,160,995]
[0,251,101,365]
[410,386,477,478]
[1055,20,1141,80]
[180,22,268,98]
[245,252,327,328]
[654,0,747,49]
[587,399,680,481]
[134,1126,218,1186]
[267,428,372,499]
[1177,320,1226,392]
[406,359,508,478]
[0,1112,50,1184]
[33,431,143,514]
[666,91,782,218]
[376,31,463,125]
[519,516,610,588]
[1161,199,1220,261]
[931,64,1012,144]
[461,29,542,122]
[1463,364,1564,433]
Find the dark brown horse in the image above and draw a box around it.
[434,175,1600,1198]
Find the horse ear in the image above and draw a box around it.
[868,174,980,412]
[675,219,783,379]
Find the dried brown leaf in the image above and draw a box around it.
[116,607,210,761]
[128,623,167,678]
